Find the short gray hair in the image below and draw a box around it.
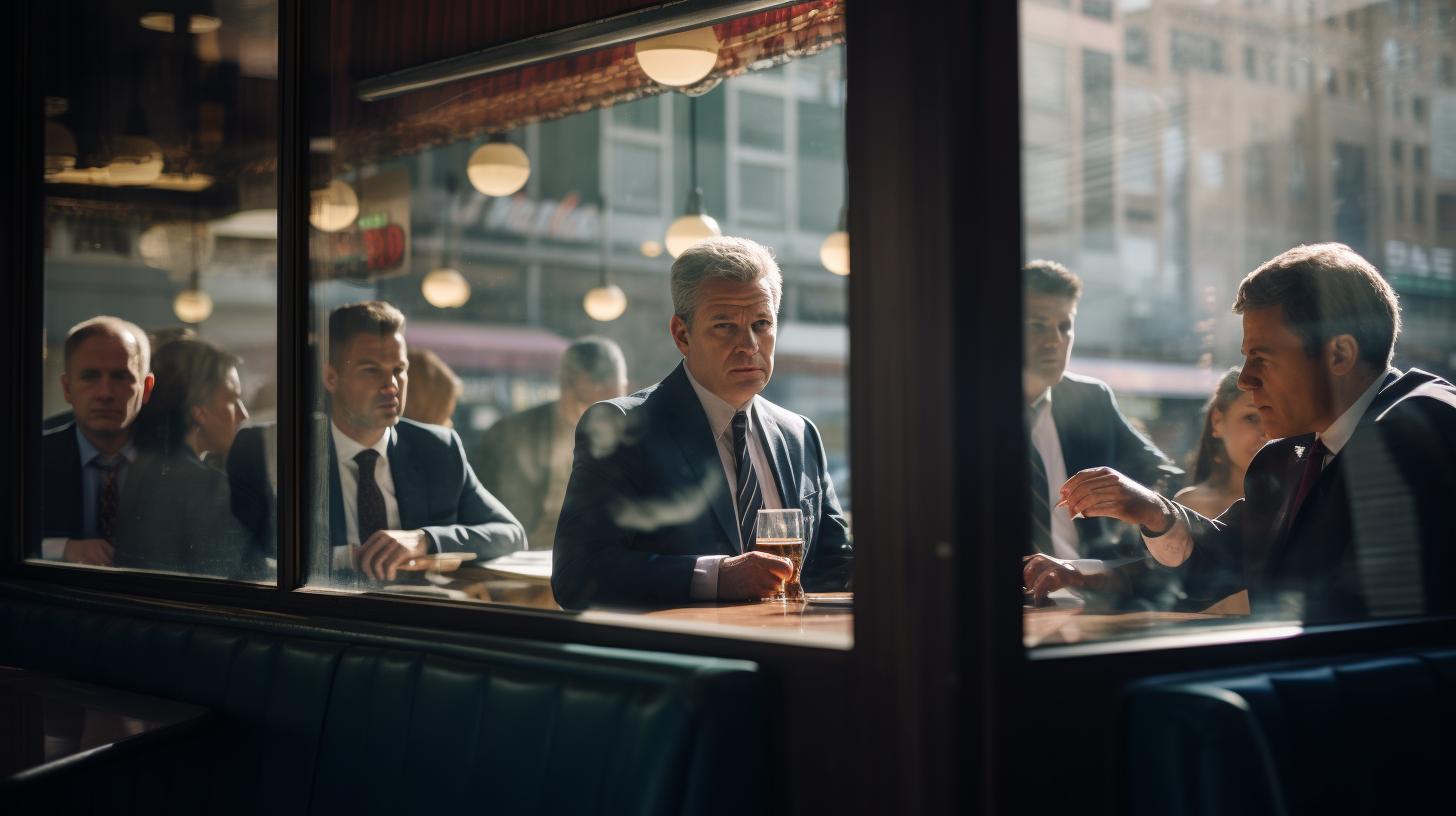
[561,336,627,388]
[670,236,783,329]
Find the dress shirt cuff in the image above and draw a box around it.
[41,537,68,560]
[332,544,355,573]
[690,555,729,601]
[1141,509,1193,566]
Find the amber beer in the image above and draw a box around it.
[754,537,805,600]
[754,509,807,601]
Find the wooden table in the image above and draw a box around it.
[584,594,855,648]
[1024,604,1236,648]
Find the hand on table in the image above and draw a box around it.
[1023,554,1104,606]
[717,551,794,601]
[1057,467,1172,531]
[354,530,431,581]
[63,538,115,567]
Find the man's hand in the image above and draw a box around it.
[62,538,115,567]
[1023,554,1104,605]
[354,530,431,581]
[1058,467,1172,531]
[717,551,794,601]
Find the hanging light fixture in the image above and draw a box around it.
[819,206,849,276]
[174,271,213,323]
[467,133,531,197]
[422,268,471,308]
[586,194,628,321]
[140,221,215,279]
[635,26,721,87]
[139,12,222,33]
[309,179,359,232]
[664,95,721,258]
[108,60,165,187]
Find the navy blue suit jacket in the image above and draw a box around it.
[326,419,525,570]
[552,363,854,609]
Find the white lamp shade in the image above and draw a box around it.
[635,27,721,87]
[664,213,721,258]
[639,240,664,258]
[422,268,471,308]
[173,289,213,323]
[309,179,359,232]
[139,12,175,31]
[139,222,215,278]
[584,284,628,322]
[44,121,77,176]
[819,230,850,275]
[467,141,531,197]
[106,136,165,186]
[188,14,221,33]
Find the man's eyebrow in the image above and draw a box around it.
[1243,346,1275,356]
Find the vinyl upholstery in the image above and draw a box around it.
[1124,647,1456,816]
[0,581,771,816]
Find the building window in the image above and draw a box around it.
[1126,27,1151,67]
[1393,140,1405,165]
[1395,184,1406,221]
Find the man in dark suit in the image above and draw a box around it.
[38,317,154,565]
[322,301,525,583]
[473,337,627,549]
[1056,243,1456,622]
[1020,261,1180,586]
[552,237,853,609]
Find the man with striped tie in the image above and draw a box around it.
[1019,261,1180,602]
[552,237,853,609]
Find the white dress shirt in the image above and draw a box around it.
[1029,390,1081,560]
[1146,369,1394,556]
[331,421,401,571]
[683,364,783,600]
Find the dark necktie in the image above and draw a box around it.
[732,411,762,552]
[354,449,387,545]
[1028,442,1054,555]
[97,456,123,544]
[1286,438,1328,534]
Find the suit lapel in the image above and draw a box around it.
[327,432,346,550]
[660,364,742,554]
[755,405,795,511]
[388,429,428,531]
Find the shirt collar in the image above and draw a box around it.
[1317,368,1395,456]
[76,427,137,469]
[1028,387,1052,422]
[683,362,756,442]
[331,420,393,464]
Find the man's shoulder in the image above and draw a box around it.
[393,418,460,451]
[41,421,79,458]
[755,396,809,439]
[1055,372,1115,399]
[1376,369,1456,423]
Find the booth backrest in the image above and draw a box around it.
[0,582,771,816]
[1124,647,1456,816]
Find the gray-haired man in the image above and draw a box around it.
[552,236,853,609]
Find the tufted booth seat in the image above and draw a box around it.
[1123,646,1456,816]
[0,580,772,816]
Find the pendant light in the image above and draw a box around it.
[174,270,213,323]
[664,96,721,258]
[818,48,849,275]
[423,174,472,308]
[467,133,531,197]
[108,76,164,187]
[635,26,721,87]
[309,179,359,232]
[585,195,628,321]
[139,11,222,33]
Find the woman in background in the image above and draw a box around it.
[1175,366,1268,519]
[402,348,462,428]
[115,338,254,579]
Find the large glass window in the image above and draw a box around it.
[1020,0,1456,650]
[31,0,279,583]
[306,4,852,644]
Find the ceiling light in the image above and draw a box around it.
[188,14,221,33]
[309,179,359,232]
[819,206,849,275]
[140,12,175,32]
[635,27,721,87]
[105,136,165,186]
[140,222,215,279]
[467,135,531,197]
[639,240,664,258]
[422,268,471,308]
[665,96,721,258]
[584,284,628,321]
[173,289,213,323]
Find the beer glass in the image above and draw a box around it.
[754,508,805,601]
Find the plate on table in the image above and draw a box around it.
[804,593,853,607]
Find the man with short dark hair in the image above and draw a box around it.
[552,237,853,608]
[1054,243,1456,621]
[38,317,155,566]
[323,301,524,582]
[473,336,628,549]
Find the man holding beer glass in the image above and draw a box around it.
[552,237,853,609]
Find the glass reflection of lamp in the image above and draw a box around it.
[664,95,721,258]
[586,195,627,321]
[140,221,215,280]
[309,179,359,232]
[174,271,213,323]
[139,12,222,33]
[422,268,471,309]
[44,121,77,177]
[818,48,849,276]
[467,133,530,197]
[635,26,721,87]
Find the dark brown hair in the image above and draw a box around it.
[328,301,406,365]
[1022,260,1082,300]
[402,349,461,427]
[1233,243,1400,369]
[1189,367,1245,485]
[133,338,240,454]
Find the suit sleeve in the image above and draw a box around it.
[801,418,853,592]
[226,427,276,578]
[1101,381,1182,490]
[551,402,701,610]
[1152,499,1246,608]
[421,430,527,560]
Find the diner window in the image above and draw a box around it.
[305,3,852,645]
[1020,0,1456,651]
[30,0,279,582]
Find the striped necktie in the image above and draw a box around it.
[731,411,762,552]
[1027,402,1054,555]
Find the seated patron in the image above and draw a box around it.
[38,317,155,566]
[401,348,462,428]
[552,237,853,609]
[1174,367,1268,519]
[115,338,254,578]
[323,301,525,582]
[474,337,628,549]
[1057,244,1456,622]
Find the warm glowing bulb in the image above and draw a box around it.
[422,268,471,308]
[819,231,849,275]
[107,136,165,186]
[139,222,215,275]
[635,27,721,87]
[584,284,628,321]
[309,179,359,232]
[467,141,531,196]
[640,240,664,258]
[188,14,221,33]
[139,12,175,31]
[664,213,721,258]
[173,289,213,323]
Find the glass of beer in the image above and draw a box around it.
[754,508,805,601]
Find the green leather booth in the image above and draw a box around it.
[0,580,773,816]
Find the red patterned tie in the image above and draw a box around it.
[98,465,119,544]
[1286,438,1328,533]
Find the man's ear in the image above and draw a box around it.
[669,316,691,357]
[323,363,339,394]
[1327,334,1360,377]
[61,374,72,405]
[190,403,206,428]
[141,372,155,404]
